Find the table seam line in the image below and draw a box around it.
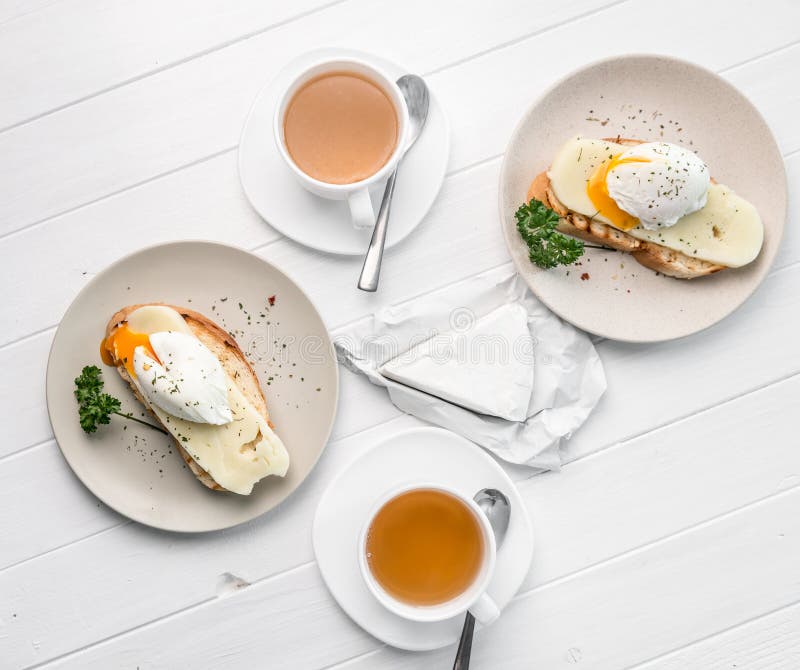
[0,0,350,136]
[28,560,318,670]
[423,0,630,78]
[555,367,800,473]
[622,598,800,670]
[0,145,238,246]
[717,36,800,75]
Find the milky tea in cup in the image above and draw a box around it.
[274,58,408,229]
[365,488,486,606]
[283,70,399,185]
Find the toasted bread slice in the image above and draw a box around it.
[104,303,274,492]
[527,137,725,279]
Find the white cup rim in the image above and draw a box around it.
[358,482,497,623]
[273,56,409,192]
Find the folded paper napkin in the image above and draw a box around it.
[334,268,606,470]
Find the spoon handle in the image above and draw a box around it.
[357,167,398,292]
[452,612,475,670]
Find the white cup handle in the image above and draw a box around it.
[469,592,500,626]
[347,187,375,229]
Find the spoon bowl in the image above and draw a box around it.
[475,488,511,548]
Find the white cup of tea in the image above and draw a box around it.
[274,57,409,229]
[358,483,500,625]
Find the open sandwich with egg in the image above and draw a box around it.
[102,304,289,495]
[527,136,764,279]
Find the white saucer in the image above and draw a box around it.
[239,48,450,256]
[499,54,786,342]
[312,427,534,651]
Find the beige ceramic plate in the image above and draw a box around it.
[500,54,787,342]
[46,241,338,532]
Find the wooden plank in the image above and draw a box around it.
[633,601,800,669]
[0,330,53,455]
[5,372,800,667]
[562,265,800,463]
[0,0,61,26]
[775,150,800,269]
[34,410,800,668]
[0,0,335,130]
[0,0,797,237]
[50,563,376,670]
[0,0,613,131]
[0,440,122,570]
[724,42,800,158]
[519,371,800,592]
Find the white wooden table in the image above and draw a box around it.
[1,1,799,668]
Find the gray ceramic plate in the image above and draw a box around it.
[46,241,338,532]
[499,54,787,342]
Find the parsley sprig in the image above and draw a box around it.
[74,365,167,435]
[515,199,586,269]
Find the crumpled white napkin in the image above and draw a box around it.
[334,267,606,470]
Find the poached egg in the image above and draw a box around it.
[102,305,289,495]
[546,136,763,267]
[591,142,710,230]
[103,308,232,424]
[133,332,232,425]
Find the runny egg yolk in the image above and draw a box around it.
[586,154,650,231]
[101,326,159,377]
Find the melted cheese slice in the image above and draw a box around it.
[125,305,289,495]
[547,136,764,267]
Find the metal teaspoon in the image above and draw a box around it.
[453,488,511,670]
[357,74,430,292]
